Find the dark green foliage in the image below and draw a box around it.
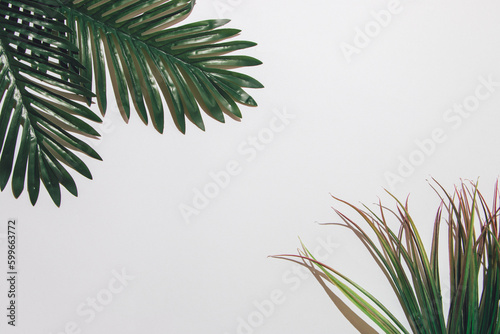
[0,0,101,206]
[0,0,262,205]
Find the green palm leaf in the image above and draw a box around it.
[0,0,102,206]
[63,0,263,133]
[1,0,261,206]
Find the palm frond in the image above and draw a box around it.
[64,0,263,133]
[0,0,102,206]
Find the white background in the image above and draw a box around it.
[2,0,500,333]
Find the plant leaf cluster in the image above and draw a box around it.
[0,0,262,206]
[274,180,500,334]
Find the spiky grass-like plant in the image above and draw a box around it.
[273,181,500,333]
